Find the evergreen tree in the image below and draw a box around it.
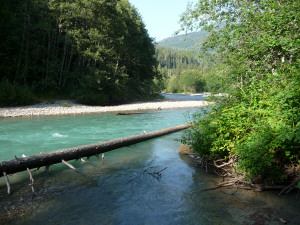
[0,0,158,106]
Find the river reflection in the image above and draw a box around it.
[1,132,299,225]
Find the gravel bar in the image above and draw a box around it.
[0,100,212,118]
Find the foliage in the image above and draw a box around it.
[203,63,233,93]
[156,46,200,72]
[166,70,206,93]
[0,80,36,107]
[180,0,299,182]
[158,31,209,50]
[156,46,219,93]
[61,102,71,107]
[0,0,158,106]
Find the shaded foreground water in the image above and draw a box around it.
[0,108,299,224]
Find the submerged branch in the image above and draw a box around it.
[187,152,299,195]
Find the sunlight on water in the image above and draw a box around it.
[52,133,69,138]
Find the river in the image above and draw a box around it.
[0,94,299,224]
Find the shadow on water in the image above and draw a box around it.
[1,132,299,225]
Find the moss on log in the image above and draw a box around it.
[0,123,191,177]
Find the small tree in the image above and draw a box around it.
[180,0,300,182]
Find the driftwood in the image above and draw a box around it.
[191,155,300,195]
[202,178,300,195]
[26,168,34,193]
[277,177,300,196]
[0,123,191,177]
[22,154,34,193]
[116,112,145,116]
[145,167,168,179]
[61,159,79,173]
[3,172,10,195]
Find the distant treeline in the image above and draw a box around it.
[158,31,209,50]
[155,46,222,93]
[156,46,200,72]
[0,0,158,106]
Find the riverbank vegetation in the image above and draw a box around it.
[0,0,159,106]
[180,0,299,188]
[156,46,225,93]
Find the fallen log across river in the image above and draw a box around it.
[0,123,191,178]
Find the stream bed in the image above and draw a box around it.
[0,104,299,224]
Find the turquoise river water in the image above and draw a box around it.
[0,99,299,224]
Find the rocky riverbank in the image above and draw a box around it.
[0,99,212,118]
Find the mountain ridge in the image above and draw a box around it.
[157,31,209,50]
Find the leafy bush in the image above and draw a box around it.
[76,92,109,106]
[166,69,206,93]
[203,63,233,94]
[166,75,182,93]
[183,72,300,182]
[61,102,70,107]
[179,0,299,183]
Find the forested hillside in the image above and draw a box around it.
[0,0,158,106]
[155,46,219,93]
[158,31,208,50]
[181,0,299,186]
[156,47,200,72]
[155,30,224,93]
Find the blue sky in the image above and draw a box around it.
[129,0,198,42]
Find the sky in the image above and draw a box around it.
[129,0,198,42]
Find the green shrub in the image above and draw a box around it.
[166,69,206,93]
[166,75,181,93]
[182,73,300,182]
[61,102,70,107]
[180,70,206,93]
[77,92,109,106]
[179,0,300,184]
[0,80,36,106]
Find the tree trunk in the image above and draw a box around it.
[0,124,191,177]
[59,35,68,89]
[15,1,28,83]
[45,28,51,89]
